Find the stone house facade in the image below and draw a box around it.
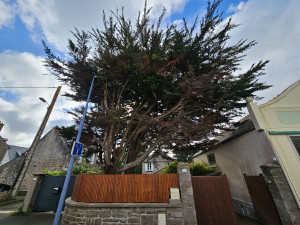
[21,128,70,190]
[0,154,25,187]
[142,155,172,174]
[0,127,70,190]
[0,121,9,163]
[0,136,8,164]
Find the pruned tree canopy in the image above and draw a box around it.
[44,0,270,174]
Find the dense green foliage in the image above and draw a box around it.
[43,163,102,176]
[161,161,215,176]
[55,125,76,147]
[44,0,270,174]
[161,161,180,174]
[189,162,215,176]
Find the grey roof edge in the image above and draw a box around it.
[194,119,255,157]
[218,119,255,144]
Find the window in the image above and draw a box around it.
[145,162,154,172]
[207,153,216,165]
[289,135,300,157]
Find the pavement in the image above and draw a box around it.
[0,212,56,225]
[0,200,58,225]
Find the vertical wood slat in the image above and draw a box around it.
[244,174,282,225]
[71,174,82,201]
[192,175,238,225]
[71,174,179,203]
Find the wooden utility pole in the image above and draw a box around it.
[12,86,61,197]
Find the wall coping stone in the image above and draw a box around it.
[66,197,182,208]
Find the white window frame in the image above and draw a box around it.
[145,162,154,172]
[288,135,300,161]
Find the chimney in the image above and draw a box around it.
[0,121,3,132]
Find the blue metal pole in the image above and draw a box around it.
[53,76,95,225]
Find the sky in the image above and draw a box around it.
[0,0,299,147]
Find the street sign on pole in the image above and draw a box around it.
[53,76,95,225]
[71,142,84,157]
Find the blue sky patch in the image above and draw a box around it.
[0,16,45,56]
[0,90,19,103]
[170,0,246,23]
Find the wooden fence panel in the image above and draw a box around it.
[244,174,282,225]
[72,174,179,203]
[192,175,238,225]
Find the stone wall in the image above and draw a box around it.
[20,128,70,190]
[63,199,183,225]
[177,163,197,225]
[0,128,70,191]
[0,154,25,186]
[62,163,197,225]
[0,137,8,163]
[261,163,300,225]
[21,157,70,190]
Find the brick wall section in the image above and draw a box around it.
[62,199,183,225]
[261,163,300,225]
[0,154,25,186]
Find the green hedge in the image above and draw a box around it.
[161,161,215,176]
[43,163,102,176]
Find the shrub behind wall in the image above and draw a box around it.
[161,161,215,176]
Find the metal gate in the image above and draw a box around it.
[244,174,282,225]
[34,176,76,212]
[192,175,238,225]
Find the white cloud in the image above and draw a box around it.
[137,0,187,18]
[0,0,16,28]
[228,0,300,103]
[173,19,184,27]
[227,1,245,13]
[16,0,188,51]
[0,52,76,147]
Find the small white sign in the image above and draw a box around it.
[182,168,187,173]
[170,188,180,199]
[158,214,166,225]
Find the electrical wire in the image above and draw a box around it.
[0,87,57,88]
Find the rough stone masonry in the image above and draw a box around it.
[62,163,197,225]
